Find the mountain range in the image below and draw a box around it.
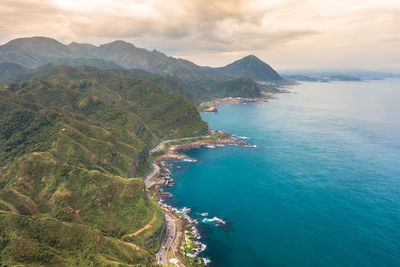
[0,37,291,102]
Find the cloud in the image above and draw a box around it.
[0,0,318,49]
[0,0,399,70]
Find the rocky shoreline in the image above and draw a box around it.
[146,131,253,266]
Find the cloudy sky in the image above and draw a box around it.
[1,0,399,71]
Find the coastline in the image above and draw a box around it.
[198,91,291,113]
[146,130,252,266]
[198,95,271,113]
[148,92,293,266]
[140,80,400,263]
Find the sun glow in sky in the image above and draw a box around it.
[1,0,399,71]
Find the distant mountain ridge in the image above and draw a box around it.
[0,36,294,101]
[0,36,287,82]
[0,37,222,82]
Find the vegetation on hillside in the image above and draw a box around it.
[0,65,208,266]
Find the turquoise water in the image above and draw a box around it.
[165,80,400,266]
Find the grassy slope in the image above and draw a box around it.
[0,66,208,266]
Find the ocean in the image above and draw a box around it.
[164,79,400,266]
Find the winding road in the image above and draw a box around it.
[148,134,215,265]
[145,134,213,187]
[149,139,173,154]
[157,214,178,266]
[148,140,179,266]
[144,140,172,187]
[144,163,159,187]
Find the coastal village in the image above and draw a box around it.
[199,95,273,113]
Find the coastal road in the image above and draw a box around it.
[150,134,217,265]
[157,214,178,266]
[145,137,198,186]
[150,139,172,154]
[144,163,160,187]
[145,136,206,187]
[149,133,213,155]
[144,139,175,187]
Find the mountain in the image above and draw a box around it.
[0,64,208,266]
[215,55,288,84]
[0,37,70,67]
[0,37,222,82]
[95,40,223,82]
[0,37,272,102]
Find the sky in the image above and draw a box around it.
[0,0,399,71]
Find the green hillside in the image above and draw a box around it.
[0,65,208,266]
[1,64,199,105]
